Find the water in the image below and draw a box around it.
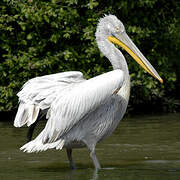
[0,113,180,179]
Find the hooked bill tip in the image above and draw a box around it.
[159,78,163,84]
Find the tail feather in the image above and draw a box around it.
[20,138,65,153]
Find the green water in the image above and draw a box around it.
[0,113,180,179]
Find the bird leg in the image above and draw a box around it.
[66,148,76,169]
[89,147,101,170]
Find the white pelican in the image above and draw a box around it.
[14,14,163,170]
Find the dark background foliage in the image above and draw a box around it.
[0,0,179,114]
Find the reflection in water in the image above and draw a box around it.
[92,169,98,180]
[69,170,75,180]
[0,113,180,179]
[69,169,98,180]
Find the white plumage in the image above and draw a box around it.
[14,14,162,170]
[18,70,125,152]
[14,71,84,127]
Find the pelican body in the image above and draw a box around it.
[14,15,162,169]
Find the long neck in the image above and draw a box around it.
[96,28,129,77]
[95,28,130,101]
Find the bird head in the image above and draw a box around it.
[96,14,163,83]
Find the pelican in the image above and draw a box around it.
[14,14,163,170]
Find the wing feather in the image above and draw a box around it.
[41,69,125,143]
[20,69,125,153]
[14,71,85,127]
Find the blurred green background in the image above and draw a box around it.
[0,0,180,114]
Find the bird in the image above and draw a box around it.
[14,14,163,170]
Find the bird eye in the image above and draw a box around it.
[115,27,120,32]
